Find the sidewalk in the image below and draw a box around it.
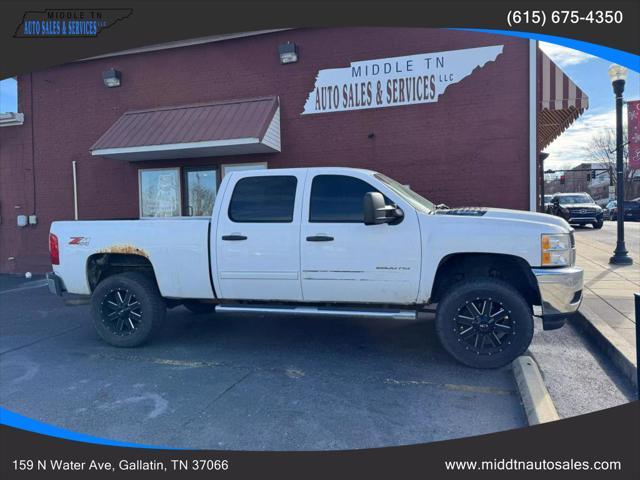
[574,230,639,357]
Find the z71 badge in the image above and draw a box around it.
[68,237,90,246]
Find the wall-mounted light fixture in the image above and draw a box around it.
[278,42,298,64]
[102,68,121,88]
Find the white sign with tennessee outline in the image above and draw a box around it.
[302,45,503,115]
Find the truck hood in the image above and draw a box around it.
[483,208,571,228]
[435,207,571,231]
[422,207,572,268]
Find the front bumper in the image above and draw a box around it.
[46,272,65,296]
[532,266,583,330]
[560,210,603,224]
[567,217,599,224]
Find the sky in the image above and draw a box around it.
[539,42,640,171]
[0,77,18,113]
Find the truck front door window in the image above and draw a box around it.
[309,175,386,223]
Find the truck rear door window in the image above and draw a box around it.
[309,174,385,223]
[228,176,297,223]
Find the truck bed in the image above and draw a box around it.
[50,217,215,299]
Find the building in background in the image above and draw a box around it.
[544,162,640,205]
[0,28,587,273]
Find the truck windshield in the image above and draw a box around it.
[558,194,594,205]
[374,173,435,213]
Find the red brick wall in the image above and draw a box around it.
[0,27,530,273]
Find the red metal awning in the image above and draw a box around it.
[538,49,589,150]
[91,96,280,160]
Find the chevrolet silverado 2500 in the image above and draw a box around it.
[47,168,583,368]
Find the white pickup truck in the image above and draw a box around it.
[47,167,583,368]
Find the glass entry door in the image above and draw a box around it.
[185,168,217,216]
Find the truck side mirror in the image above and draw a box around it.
[363,192,403,225]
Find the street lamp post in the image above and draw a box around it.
[608,64,633,266]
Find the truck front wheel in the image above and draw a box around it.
[435,278,534,368]
[91,272,166,347]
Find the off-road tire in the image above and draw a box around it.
[435,278,534,368]
[91,272,166,347]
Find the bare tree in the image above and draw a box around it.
[584,128,638,197]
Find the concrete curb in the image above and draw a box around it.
[572,310,638,390]
[512,355,560,425]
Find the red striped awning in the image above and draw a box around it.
[538,49,589,150]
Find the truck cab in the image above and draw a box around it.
[213,168,422,304]
[48,167,583,368]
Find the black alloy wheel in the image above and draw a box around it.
[454,298,514,356]
[435,278,534,368]
[91,272,166,347]
[100,288,143,336]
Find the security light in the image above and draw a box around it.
[102,68,121,88]
[278,42,298,64]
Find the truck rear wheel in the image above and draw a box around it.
[435,278,533,369]
[91,272,166,347]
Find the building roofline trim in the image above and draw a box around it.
[119,95,278,116]
[91,137,261,157]
[78,29,292,62]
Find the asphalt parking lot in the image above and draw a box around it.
[1,276,527,450]
[0,239,636,450]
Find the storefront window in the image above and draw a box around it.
[139,168,181,217]
[185,168,217,216]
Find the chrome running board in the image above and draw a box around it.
[214,304,417,321]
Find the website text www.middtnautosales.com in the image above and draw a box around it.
[444,458,622,472]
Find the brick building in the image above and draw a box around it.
[0,28,587,273]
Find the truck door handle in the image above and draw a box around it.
[306,235,334,242]
[221,235,247,241]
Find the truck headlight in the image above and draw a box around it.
[541,233,572,266]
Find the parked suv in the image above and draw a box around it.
[548,193,604,229]
[609,199,640,222]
